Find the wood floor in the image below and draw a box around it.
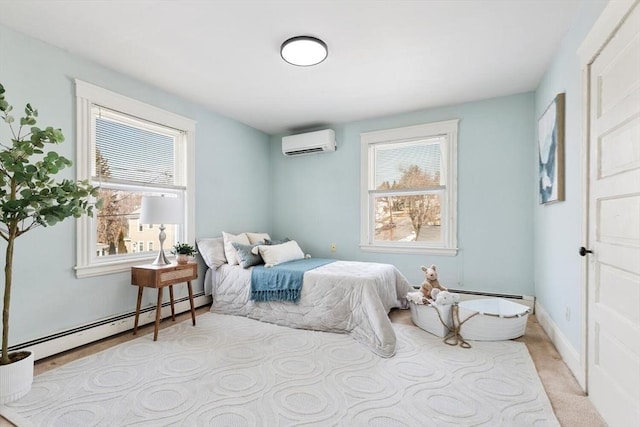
[2,306,605,426]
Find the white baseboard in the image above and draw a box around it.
[20,295,212,361]
[535,301,586,391]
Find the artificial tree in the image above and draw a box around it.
[0,83,100,365]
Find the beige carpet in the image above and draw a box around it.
[517,317,606,427]
[1,312,559,426]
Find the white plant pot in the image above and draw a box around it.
[0,350,34,404]
[176,254,190,264]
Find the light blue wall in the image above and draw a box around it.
[0,24,271,345]
[534,0,607,351]
[270,93,535,292]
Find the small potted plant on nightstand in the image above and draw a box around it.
[171,242,197,264]
[0,83,100,403]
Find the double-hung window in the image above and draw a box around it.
[75,80,195,278]
[360,120,458,255]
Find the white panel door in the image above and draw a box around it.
[588,3,640,426]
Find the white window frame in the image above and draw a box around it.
[74,80,196,278]
[360,119,458,255]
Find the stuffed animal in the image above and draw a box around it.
[435,290,459,305]
[406,291,427,305]
[420,264,447,300]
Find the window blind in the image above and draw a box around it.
[373,138,443,189]
[93,110,177,187]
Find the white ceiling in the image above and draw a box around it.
[0,0,583,135]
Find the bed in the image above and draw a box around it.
[197,234,413,357]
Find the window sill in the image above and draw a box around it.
[359,244,458,256]
[75,255,174,278]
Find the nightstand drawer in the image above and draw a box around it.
[131,263,197,288]
[160,268,194,282]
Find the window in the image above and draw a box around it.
[360,120,458,255]
[75,80,195,278]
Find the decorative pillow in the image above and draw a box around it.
[245,232,271,245]
[196,237,226,269]
[264,237,291,245]
[258,240,304,267]
[222,231,250,266]
[232,242,264,268]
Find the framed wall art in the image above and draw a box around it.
[538,93,565,204]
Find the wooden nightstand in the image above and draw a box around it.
[131,262,198,341]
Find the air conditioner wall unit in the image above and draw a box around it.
[282,129,336,156]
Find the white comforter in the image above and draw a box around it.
[210,260,413,357]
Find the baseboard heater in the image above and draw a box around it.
[10,292,212,361]
[412,287,535,311]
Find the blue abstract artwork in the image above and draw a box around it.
[538,93,565,204]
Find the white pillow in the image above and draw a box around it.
[245,232,271,245]
[222,232,250,266]
[258,240,304,267]
[196,237,226,269]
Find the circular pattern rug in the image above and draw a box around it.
[0,312,558,426]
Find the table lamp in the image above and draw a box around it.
[139,195,183,265]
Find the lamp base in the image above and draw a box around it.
[151,249,171,266]
[151,224,171,265]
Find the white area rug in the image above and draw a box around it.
[0,313,558,426]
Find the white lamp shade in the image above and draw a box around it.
[139,196,183,225]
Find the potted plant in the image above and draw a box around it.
[171,242,197,264]
[0,83,100,403]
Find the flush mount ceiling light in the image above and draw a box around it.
[280,36,328,67]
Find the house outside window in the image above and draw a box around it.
[128,219,174,254]
[74,80,195,278]
[360,120,458,255]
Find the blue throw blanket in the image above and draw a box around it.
[251,258,335,302]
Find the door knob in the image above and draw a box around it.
[579,246,593,256]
